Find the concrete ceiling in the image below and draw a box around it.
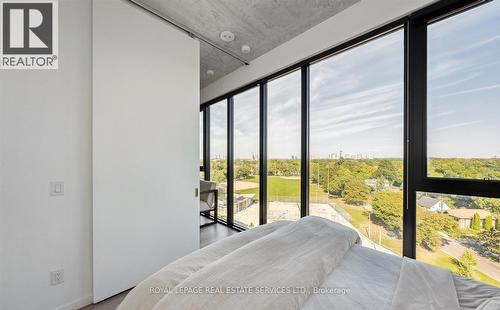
[140,0,360,88]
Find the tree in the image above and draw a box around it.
[454,250,477,279]
[372,192,403,234]
[373,160,400,186]
[416,224,440,251]
[416,208,458,251]
[476,229,499,262]
[375,176,386,192]
[474,198,500,214]
[327,165,351,196]
[472,212,481,230]
[211,169,226,184]
[484,215,493,231]
[440,196,455,209]
[235,164,252,180]
[342,179,370,205]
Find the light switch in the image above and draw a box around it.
[50,182,64,196]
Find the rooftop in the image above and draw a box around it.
[417,196,442,208]
[446,208,493,219]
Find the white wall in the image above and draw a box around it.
[201,0,437,102]
[0,1,93,310]
[92,0,200,302]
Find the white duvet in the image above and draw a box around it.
[118,217,499,310]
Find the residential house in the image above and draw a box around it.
[446,209,496,229]
[417,196,451,213]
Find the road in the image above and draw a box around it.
[439,232,500,282]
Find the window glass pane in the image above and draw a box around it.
[267,70,301,222]
[210,101,227,221]
[233,88,260,228]
[309,30,404,256]
[416,192,500,287]
[427,1,500,180]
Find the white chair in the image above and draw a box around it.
[200,180,218,227]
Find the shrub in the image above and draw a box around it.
[454,250,477,279]
[484,215,493,231]
[461,250,477,267]
[472,212,481,230]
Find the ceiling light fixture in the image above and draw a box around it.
[241,45,251,54]
[206,69,215,76]
[220,30,235,42]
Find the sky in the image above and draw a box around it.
[208,0,500,160]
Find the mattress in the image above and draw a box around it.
[119,220,500,310]
[303,244,500,310]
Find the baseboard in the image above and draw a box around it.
[53,295,93,310]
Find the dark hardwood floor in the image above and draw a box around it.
[200,218,239,247]
[81,221,238,309]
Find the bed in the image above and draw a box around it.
[118,217,500,310]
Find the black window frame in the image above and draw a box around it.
[199,0,500,256]
[412,0,500,199]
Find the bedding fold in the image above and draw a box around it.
[118,220,292,310]
[153,216,360,310]
[391,257,460,310]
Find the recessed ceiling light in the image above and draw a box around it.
[220,30,235,42]
[206,69,215,76]
[241,44,251,54]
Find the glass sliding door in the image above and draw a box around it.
[209,101,228,221]
[309,30,405,256]
[233,87,260,228]
[267,70,302,222]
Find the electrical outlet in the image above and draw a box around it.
[50,269,64,286]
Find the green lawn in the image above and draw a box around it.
[237,176,303,202]
[332,199,368,228]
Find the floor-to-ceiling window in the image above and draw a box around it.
[267,70,302,222]
[309,30,405,255]
[199,0,500,288]
[209,101,228,221]
[416,0,500,286]
[233,87,260,228]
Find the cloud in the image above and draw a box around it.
[437,83,500,98]
[430,73,480,91]
[432,120,481,132]
[434,34,500,60]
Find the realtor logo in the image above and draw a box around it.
[1,0,58,69]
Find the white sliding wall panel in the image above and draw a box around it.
[92,0,200,302]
